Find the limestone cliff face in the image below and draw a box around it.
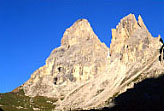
[23,19,109,98]
[110,14,161,63]
[23,14,164,111]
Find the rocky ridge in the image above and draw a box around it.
[22,14,164,111]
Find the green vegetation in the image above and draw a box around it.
[0,90,57,111]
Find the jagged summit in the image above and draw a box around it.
[61,18,98,47]
[114,14,145,36]
[20,14,164,111]
[116,14,137,31]
[110,14,162,63]
[114,14,148,35]
[23,17,109,98]
[64,18,92,34]
[70,19,90,28]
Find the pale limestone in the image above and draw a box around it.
[22,14,164,111]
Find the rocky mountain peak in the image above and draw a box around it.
[21,14,164,111]
[110,14,162,63]
[112,14,147,39]
[61,19,98,47]
[70,19,91,29]
[116,14,137,34]
[23,18,109,98]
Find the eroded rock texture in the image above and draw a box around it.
[22,14,164,111]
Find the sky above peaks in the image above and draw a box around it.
[0,0,164,93]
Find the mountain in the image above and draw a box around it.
[0,14,164,111]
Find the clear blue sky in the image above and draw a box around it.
[0,0,164,93]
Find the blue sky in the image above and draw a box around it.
[0,0,164,93]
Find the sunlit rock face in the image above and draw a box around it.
[22,14,164,111]
[110,14,161,64]
[23,19,109,98]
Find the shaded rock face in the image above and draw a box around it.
[83,75,164,111]
[109,74,164,111]
[22,14,164,111]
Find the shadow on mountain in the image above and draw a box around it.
[0,108,4,111]
[83,74,164,111]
